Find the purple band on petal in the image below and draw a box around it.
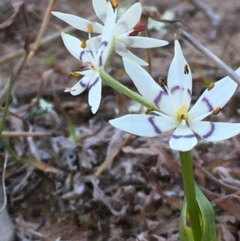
[202,97,214,111]
[154,90,167,107]
[100,41,108,47]
[148,116,161,134]
[99,53,103,66]
[89,76,100,90]
[202,122,214,139]
[172,134,195,139]
[98,41,108,66]
[80,50,85,62]
[171,86,191,96]
[80,81,87,88]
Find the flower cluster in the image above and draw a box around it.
[53,0,240,151]
[52,0,167,114]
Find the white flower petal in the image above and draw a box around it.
[123,58,175,117]
[65,75,92,96]
[87,36,102,52]
[115,3,142,35]
[52,11,103,33]
[189,68,239,121]
[119,35,168,48]
[115,43,148,66]
[92,0,108,23]
[169,121,197,151]
[61,32,82,60]
[97,1,116,66]
[109,114,176,137]
[88,74,102,114]
[190,121,240,142]
[61,33,94,64]
[167,40,192,109]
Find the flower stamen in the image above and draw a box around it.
[177,103,188,122]
[69,71,80,78]
[212,107,221,115]
[184,64,189,75]
[129,22,146,36]
[87,24,94,34]
[81,39,87,48]
[110,0,118,9]
[207,82,215,91]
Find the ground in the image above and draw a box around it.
[1,0,240,240]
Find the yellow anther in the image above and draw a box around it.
[69,72,80,78]
[177,104,188,122]
[184,64,189,74]
[81,39,87,48]
[110,0,118,9]
[174,33,178,40]
[212,107,221,115]
[207,82,215,91]
[87,24,94,34]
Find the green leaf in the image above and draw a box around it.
[179,182,217,241]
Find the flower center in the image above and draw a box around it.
[177,103,188,122]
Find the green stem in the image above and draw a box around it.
[179,151,202,241]
[0,72,14,136]
[100,70,160,112]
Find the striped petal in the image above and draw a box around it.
[61,32,94,64]
[52,12,103,33]
[97,1,116,67]
[169,121,197,151]
[65,75,92,96]
[118,35,168,48]
[123,58,175,117]
[190,121,240,142]
[115,3,142,35]
[109,114,177,137]
[88,74,102,114]
[115,43,148,66]
[188,68,239,121]
[167,40,192,110]
[92,0,108,23]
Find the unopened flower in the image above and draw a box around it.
[63,3,115,114]
[109,40,240,151]
[52,0,168,66]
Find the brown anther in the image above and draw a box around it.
[81,39,87,48]
[129,22,146,36]
[64,86,71,92]
[145,109,153,115]
[110,0,118,9]
[174,33,178,40]
[207,82,215,91]
[87,24,94,34]
[184,64,189,74]
[212,107,221,115]
[69,72,80,78]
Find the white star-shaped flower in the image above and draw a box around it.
[63,2,115,114]
[52,0,168,66]
[109,40,240,151]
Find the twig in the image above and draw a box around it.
[2,131,52,137]
[23,0,59,68]
[94,133,132,177]
[188,0,222,40]
[180,29,240,85]
[0,154,8,212]
[0,26,73,65]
